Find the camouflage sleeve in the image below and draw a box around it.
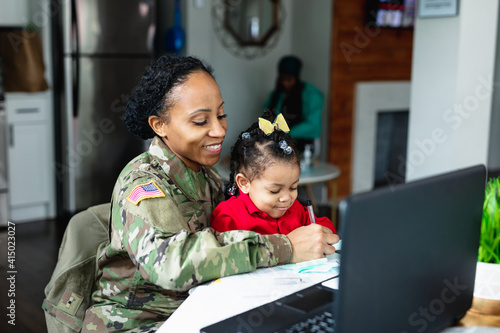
[113,175,292,292]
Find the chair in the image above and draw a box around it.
[42,203,110,333]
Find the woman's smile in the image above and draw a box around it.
[203,142,223,153]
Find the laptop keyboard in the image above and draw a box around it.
[284,310,335,333]
[200,284,337,333]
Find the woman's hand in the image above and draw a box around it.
[287,224,340,263]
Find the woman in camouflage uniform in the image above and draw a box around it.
[82,55,338,332]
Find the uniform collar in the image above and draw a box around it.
[148,136,222,202]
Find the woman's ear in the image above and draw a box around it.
[148,115,168,137]
[235,173,250,194]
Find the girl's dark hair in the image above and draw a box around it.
[123,55,214,140]
[226,109,300,197]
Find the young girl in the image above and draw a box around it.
[210,110,336,235]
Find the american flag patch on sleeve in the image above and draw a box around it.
[127,180,165,205]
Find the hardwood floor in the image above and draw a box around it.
[0,218,67,333]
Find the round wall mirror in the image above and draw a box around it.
[212,0,285,59]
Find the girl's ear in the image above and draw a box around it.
[148,115,168,137]
[235,173,250,194]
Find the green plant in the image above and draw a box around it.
[478,177,500,264]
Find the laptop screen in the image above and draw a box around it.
[335,165,486,333]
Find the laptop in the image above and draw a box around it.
[201,165,486,333]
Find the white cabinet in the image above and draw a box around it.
[0,0,29,27]
[9,122,50,205]
[5,92,55,222]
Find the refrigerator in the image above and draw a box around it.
[54,0,157,214]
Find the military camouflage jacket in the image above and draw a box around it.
[82,136,292,332]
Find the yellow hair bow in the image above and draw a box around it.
[258,113,290,135]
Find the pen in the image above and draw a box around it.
[274,277,302,284]
[306,198,316,224]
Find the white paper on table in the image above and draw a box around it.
[158,260,339,333]
[321,277,339,290]
[279,255,340,274]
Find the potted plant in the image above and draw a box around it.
[461,177,500,327]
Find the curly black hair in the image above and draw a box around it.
[226,109,300,197]
[123,55,214,140]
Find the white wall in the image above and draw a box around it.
[290,1,332,161]
[185,0,332,160]
[407,0,498,181]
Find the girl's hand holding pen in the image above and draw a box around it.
[306,198,316,224]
